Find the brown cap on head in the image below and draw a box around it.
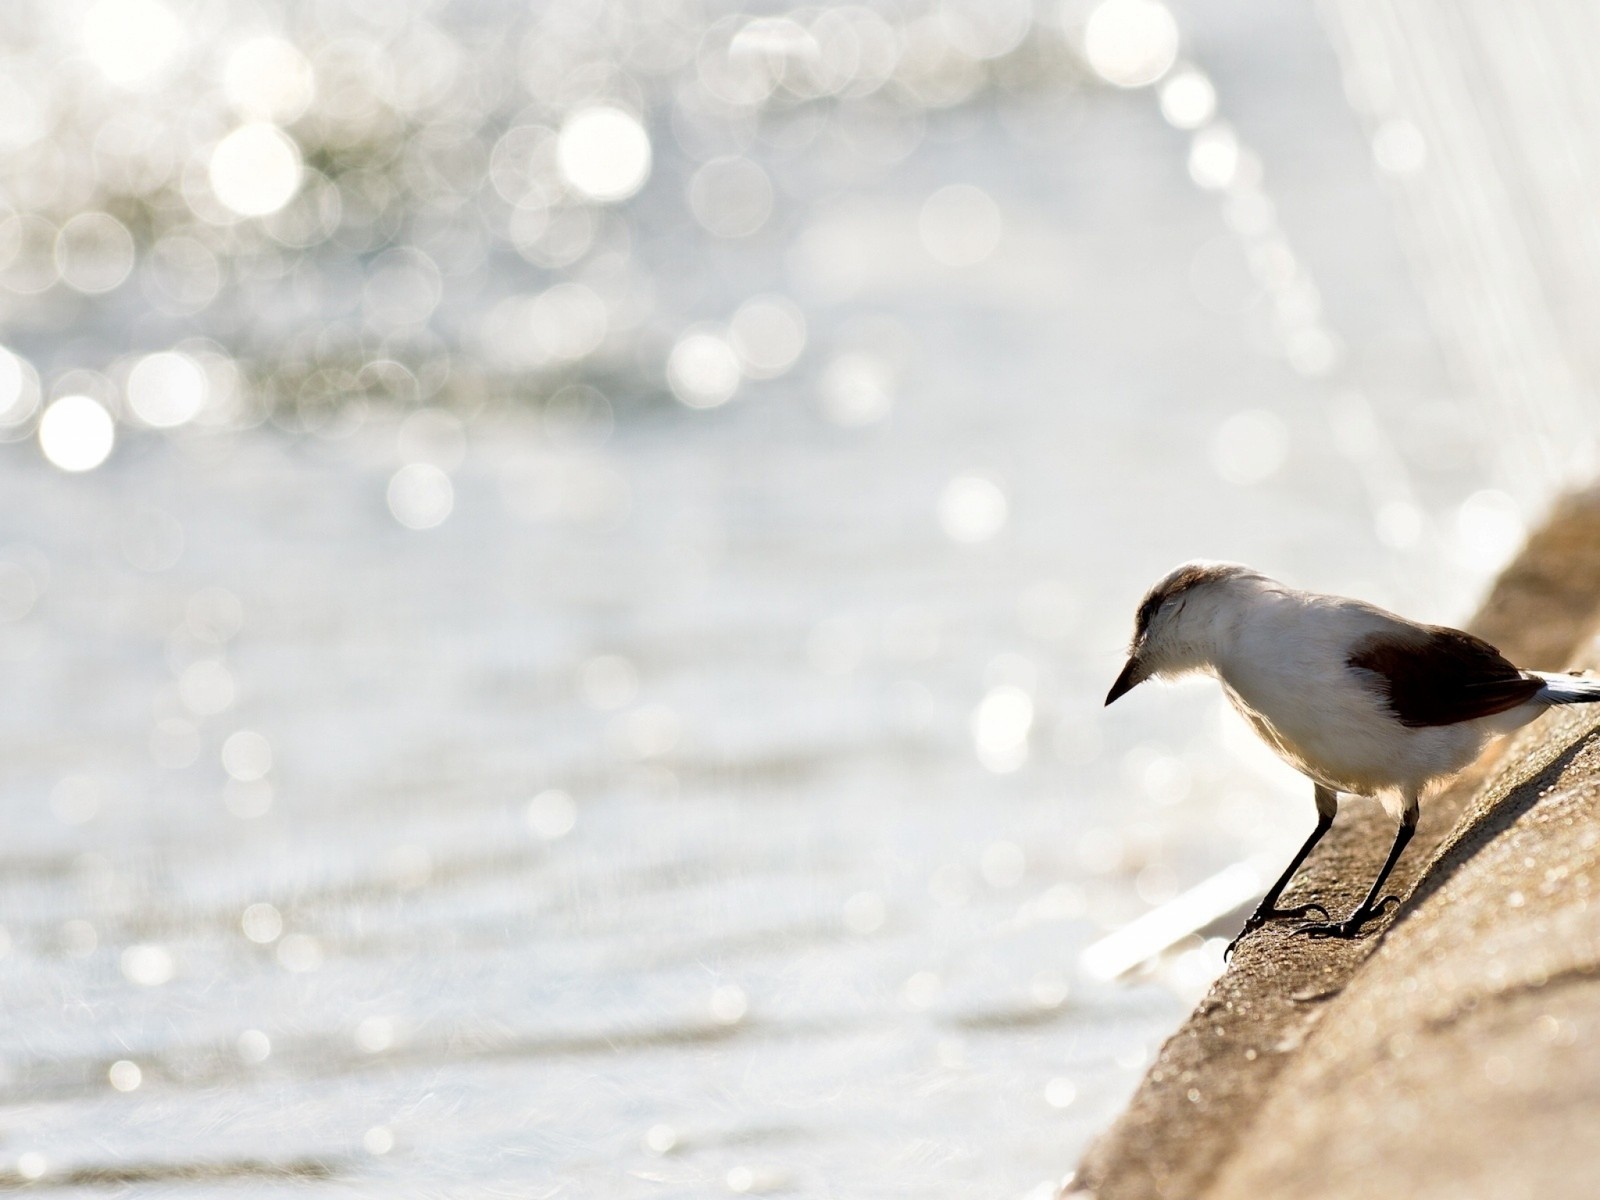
[1129,561,1256,648]
[1107,562,1258,706]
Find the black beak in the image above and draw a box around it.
[1105,657,1143,706]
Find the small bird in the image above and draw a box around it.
[1105,561,1600,948]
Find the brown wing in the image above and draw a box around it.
[1346,624,1541,728]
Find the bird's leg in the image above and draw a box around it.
[1299,796,1418,940]
[1225,785,1336,958]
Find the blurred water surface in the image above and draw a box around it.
[0,0,1540,1196]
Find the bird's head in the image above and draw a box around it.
[1105,561,1263,705]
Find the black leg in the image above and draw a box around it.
[1225,785,1337,959]
[1298,804,1417,940]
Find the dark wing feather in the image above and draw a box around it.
[1346,625,1541,728]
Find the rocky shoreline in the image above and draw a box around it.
[1070,486,1600,1199]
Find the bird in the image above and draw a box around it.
[1104,561,1600,950]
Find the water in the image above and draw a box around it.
[0,1,1534,1196]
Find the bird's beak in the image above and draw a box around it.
[1105,657,1144,706]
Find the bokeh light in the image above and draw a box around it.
[1159,69,1217,129]
[972,684,1034,773]
[919,184,1003,267]
[224,36,316,122]
[121,943,175,986]
[221,730,273,782]
[209,124,303,217]
[1373,119,1428,174]
[179,659,235,715]
[1083,0,1179,88]
[388,463,455,529]
[241,902,283,944]
[938,474,1008,542]
[238,1030,272,1064]
[55,213,135,294]
[127,352,206,428]
[557,107,652,203]
[83,0,184,88]
[527,789,577,839]
[728,295,807,379]
[1188,124,1240,190]
[667,330,741,409]
[1456,489,1525,570]
[1044,1077,1078,1108]
[0,347,41,432]
[38,395,115,472]
[364,1127,395,1156]
[819,353,893,426]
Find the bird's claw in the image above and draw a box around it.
[1293,895,1402,940]
[1223,901,1332,960]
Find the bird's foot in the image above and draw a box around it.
[1224,901,1330,960]
[1293,895,1402,940]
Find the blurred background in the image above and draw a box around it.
[2,0,1596,1195]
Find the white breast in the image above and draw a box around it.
[1215,593,1499,797]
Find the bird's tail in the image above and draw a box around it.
[1533,672,1600,704]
